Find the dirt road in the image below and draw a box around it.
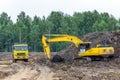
[2,62,57,80]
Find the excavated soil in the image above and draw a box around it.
[58,31,120,62]
[0,53,58,80]
[35,31,120,80]
[0,31,120,80]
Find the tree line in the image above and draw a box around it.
[0,10,119,52]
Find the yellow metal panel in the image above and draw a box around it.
[78,47,114,57]
[13,50,29,59]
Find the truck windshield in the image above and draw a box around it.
[13,46,28,50]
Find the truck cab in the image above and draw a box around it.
[12,44,29,62]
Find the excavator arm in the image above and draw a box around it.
[42,34,84,60]
[42,35,51,59]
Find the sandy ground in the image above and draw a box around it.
[0,53,59,80]
[1,63,58,80]
[4,66,55,80]
[0,52,120,80]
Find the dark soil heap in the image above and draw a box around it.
[58,31,120,63]
[37,31,120,65]
[35,31,120,80]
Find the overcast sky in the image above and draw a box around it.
[0,0,120,22]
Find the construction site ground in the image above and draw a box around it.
[0,31,120,80]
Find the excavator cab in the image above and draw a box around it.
[79,43,91,53]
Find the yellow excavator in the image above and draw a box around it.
[42,34,114,61]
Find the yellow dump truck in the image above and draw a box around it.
[12,44,29,62]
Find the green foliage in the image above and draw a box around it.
[0,10,119,52]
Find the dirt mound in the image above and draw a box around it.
[43,30,120,80]
[82,31,119,56]
[58,31,120,62]
[36,31,120,64]
[82,32,113,48]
